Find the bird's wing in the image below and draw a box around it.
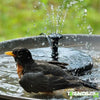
[19,72,50,93]
[35,60,68,69]
[48,61,68,69]
[19,71,82,93]
[49,74,82,90]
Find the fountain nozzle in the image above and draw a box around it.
[49,33,63,61]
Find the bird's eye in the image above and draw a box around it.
[13,51,17,55]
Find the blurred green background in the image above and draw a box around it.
[0,0,100,41]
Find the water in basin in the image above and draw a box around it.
[0,47,100,99]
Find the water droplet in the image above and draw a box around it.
[84,9,87,13]
[51,5,54,10]
[42,42,45,46]
[38,2,41,5]
[87,25,93,35]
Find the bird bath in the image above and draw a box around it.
[0,34,100,100]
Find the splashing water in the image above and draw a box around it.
[32,0,92,35]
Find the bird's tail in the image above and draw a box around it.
[81,80,99,90]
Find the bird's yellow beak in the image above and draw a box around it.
[5,51,16,57]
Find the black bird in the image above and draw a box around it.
[5,47,99,93]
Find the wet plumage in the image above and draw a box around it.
[5,47,99,93]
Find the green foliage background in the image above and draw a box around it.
[0,0,100,41]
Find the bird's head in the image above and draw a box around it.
[5,47,33,65]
